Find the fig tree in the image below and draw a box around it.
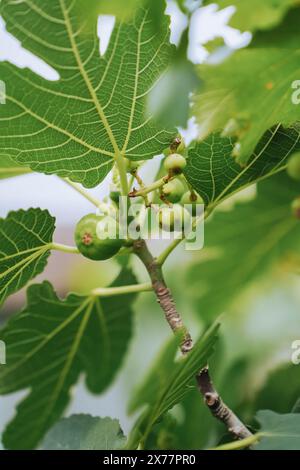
[158,204,191,232]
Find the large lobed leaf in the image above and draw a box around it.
[186,173,300,321]
[193,8,300,165]
[126,323,219,449]
[184,124,300,206]
[0,268,137,449]
[42,415,126,450]
[0,0,175,187]
[0,208,55,307]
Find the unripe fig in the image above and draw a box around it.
[124,158,140,174]
[181,191,204,216]
[287,152,300,181]
[164,153,187,174]
[158,204,191,232]
[291,197,300,219]
[75,213,123,261]
[163,137,186,156]
[162,178,185,203]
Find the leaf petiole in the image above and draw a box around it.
[210,432,262,451]
[91,282,152,297]
[51,243,80,254]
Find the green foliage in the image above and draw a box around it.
[0,0,175,187]
[126,323,219,449]
[0,0,300,452]
[0,208,55,307]
[255,410,300,450]
[43,415,126,450]
[0,269,137,449]
[193,8,300,164]
[187,174,300,321]
[184,125,300,206]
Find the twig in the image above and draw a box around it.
[133,239,193,354]
[129,175,170,199]
[211,432,260,451]
[51,242,79,254]
[62,178,112,214]
[197,367,252,440]
[133,239,252,440]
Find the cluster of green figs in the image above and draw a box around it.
[74,151,204,261]
[74,149,300,262]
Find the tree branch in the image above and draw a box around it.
[133,239,193,354]
[197,367,252,440]
[133,239,252,440]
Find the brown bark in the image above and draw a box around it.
[197,367,252,440]
[133,239,252,441]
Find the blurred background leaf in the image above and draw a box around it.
[193,8,300,164]
[42,415,126,450]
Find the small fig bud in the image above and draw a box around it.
[158,204,191,232]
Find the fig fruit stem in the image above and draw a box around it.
[129,175,171,198]
[131,170,151,206]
